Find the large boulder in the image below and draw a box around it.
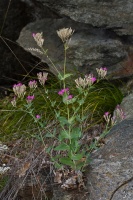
[0,0,34,86]
[120,92,133,119]
[18,0,133,79]
[87,119,133,200]
[0,0,133,89]
[35,0,133,36]
[17,18,127,76]
[0,0,58,89]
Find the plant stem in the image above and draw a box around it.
[63,44,67,89]
[41,48,60,75]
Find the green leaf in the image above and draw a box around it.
[31,134,44,141]
[58,116,68,125]
[70,153,83,161]
[68,116,76,124]
[46,146,53,153]
[55,110,60,118]
[45,132,55,138]
[70,140,80,153]
[59,130,70,141]
[78,99,85,105]
[54,143,70,151]
[59,157,74,167]
[63,97,77,105]
[63,73,73,79]
[51,154,60,160]
[54,162,63,169]
[57,73,63,80]
[58,73,73,80]
[75,114,82,122]
[71,127,82,139]
[39,122,46,128]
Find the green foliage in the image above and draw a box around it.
[0,79,123,142]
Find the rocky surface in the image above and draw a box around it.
[18,17,127,76]
[18,0,133,79]
[120,91,133,119]
[38,0,133,36]
[0,0,33,86]
[0,0,133,89]
[0,0,59,89]
[87,119,133,200]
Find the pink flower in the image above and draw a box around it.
[13,83,26,98]
[32,33,36,37]
[104,112,109,116]
[36,114,41,119]
[58,90,64,95]
[91,77,97,83]
[28,80,37,89]
[27,95,35,103]
[37,72,48,86]
[58,88,69,95]
[115,105,125,120]
[13,83,22,87]
[101,67,107,71]
[32,32,44,47]
[67,95,73,99]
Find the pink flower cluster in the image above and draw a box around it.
[58,88,69,95]
[58,88,73,100]
[104,105,125,126]
[13,83,22,87]
[96,67,107,79]
[101,67,107,71]
[90,77,97,83]
[28,80,37,89]
[27,95,35,103]
[75,74,97,89]
[13,83,26,98]
[37,72,48,86]
[36,114,41,119]
[67,95,73,100]
[32,32,44,48]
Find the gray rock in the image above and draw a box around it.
[120,92,133,119]
[18,0,133,79]
[87,119,133,200]
[0,0,59,86]
[33,0,133,36]
[1,0,133,86]
[17,18,127,76]
[0,0,36,85]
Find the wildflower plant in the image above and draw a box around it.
[0,28,124,171]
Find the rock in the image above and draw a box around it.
[1,0,133,87]
[17,17,127,76]
[17,0,133,79]
[0,0,58,87]
[0,0,32,85]
[87,119,133,200]
[36,0,133,36]
[120,92,133,119]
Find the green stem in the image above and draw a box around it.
[41,48,60,75]
[63,44,67,89]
